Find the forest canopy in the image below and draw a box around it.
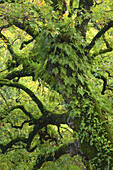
[0,0,113,169]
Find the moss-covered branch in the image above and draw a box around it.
[0,112,68,154]
[90,22,113,57]
[26,113,68,150]
[86,20,113,51]
[0,91,9,109]
[95,75,107,95]
[0,137,27,154]
[33,144,67,169]
[0,4,38,39]
[20,37,35,50]
[7,105,35,120]
[0,79,46,114]
[13,20,37,39]
[4,68,34,80]
[91,47,113,57]
[0,32,17,59]
[11,120,31,129]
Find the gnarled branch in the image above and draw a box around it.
[0,80,46,114]
[26,113,68,150]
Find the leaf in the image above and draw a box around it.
[78,74,84,84]
[52,67,59,75]
[77,86,84,96]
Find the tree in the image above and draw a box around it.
[0,0,113,169]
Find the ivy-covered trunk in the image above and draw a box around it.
[33,30,113,169]
[0,0,113,169]
[44,39,113,169]
[32,0,113,168]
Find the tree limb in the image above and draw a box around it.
[4,68,34,80]
[0,80,46,114]
[13,20,38,39]
[0,91,9,109]
[20,37,35,50]
[93,22,111,48]
[86,20,113,51]
[0,32,17,59]
[33,144,67,169]
[93,74,107,95]
[0,112,68,153]
[0,137,27,154]
[26,113,68,150]
[91,47,113,57]
[10,120,31,129]
[7,105,35,120]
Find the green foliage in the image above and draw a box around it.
[0,0,113,169]
[41,154,84,170]
[29,5,113,168]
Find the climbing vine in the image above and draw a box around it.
[0,0,113,169]
[31,11,113,168]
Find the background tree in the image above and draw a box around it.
[0,0,113,169]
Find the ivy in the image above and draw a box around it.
[0,0,112,168]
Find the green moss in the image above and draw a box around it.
[80,142,97,160]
